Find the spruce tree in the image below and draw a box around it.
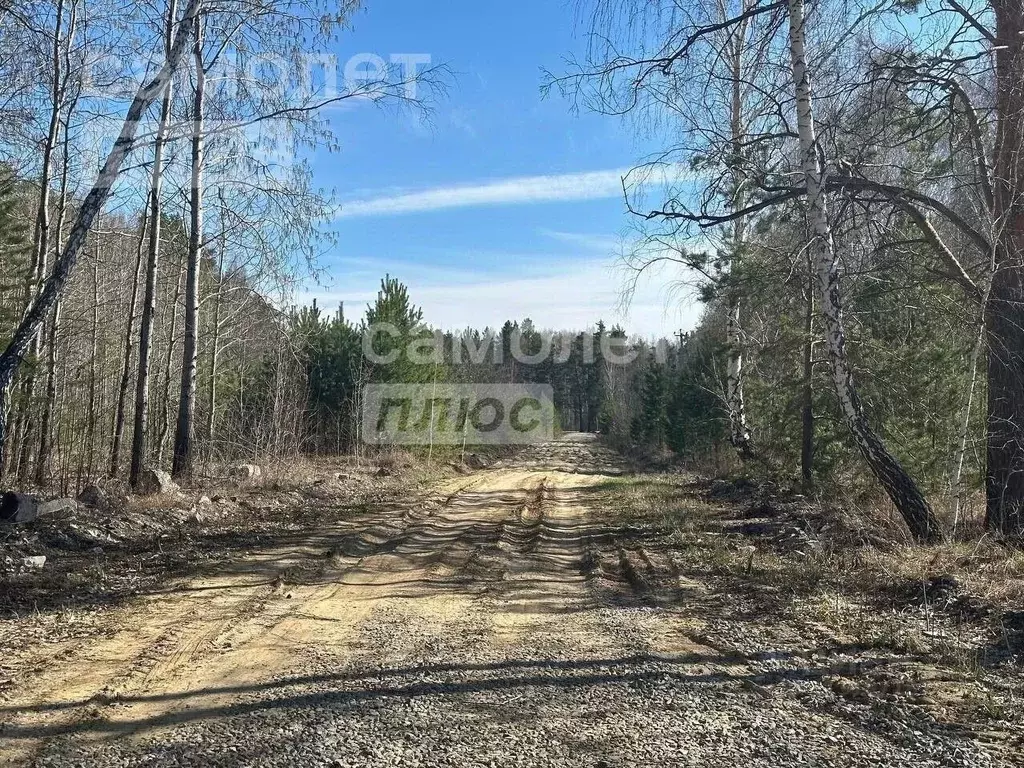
[0,164,30,335]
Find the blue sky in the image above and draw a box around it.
[301,0,702,338]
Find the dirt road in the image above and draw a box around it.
[0,435,1007,766]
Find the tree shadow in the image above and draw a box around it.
[3,465,1017,764]
[3,650,902,742]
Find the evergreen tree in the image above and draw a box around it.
[291,301,363,451]
[632,359,668,449]
[363,275,431,385]
[0,164,30,335]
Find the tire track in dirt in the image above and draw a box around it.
[3,438,722,764]
[481,439,719,664]
[5,435,1004,768]
[0,476,493,760]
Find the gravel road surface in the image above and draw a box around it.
[0,435,1007,767]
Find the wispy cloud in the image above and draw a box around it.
[297,255,701,339]
[538,229,624,253]
[334,168,632,218]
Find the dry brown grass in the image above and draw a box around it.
[586,471,1023,749]
[589,473,1024,667]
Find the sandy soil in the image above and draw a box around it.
[0,435,1012,767]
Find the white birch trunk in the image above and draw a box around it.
[724,6,753,458]
[951,259,995,531]
[130,0,182,486]
[12,0,69,482]
[172,13,205,478]
[0,0,203,476]
[725,294,751,452]
[787,0,939,541]
[206,210,225,453]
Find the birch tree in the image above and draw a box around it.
[9,0,79,481]
[0,0,204,473]
[560,0,943,539]
[785,0,939,540]
[34,63,82,485]
[128,0,182,488]
[0,0,441,488]
[159,0,442,478]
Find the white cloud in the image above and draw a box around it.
[334,168,632,218]
[297,256,702,339]
[538,229,624,253]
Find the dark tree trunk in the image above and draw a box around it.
[986,0,1024,535]
[984,271,1024,535]
[156,262,184,464]
[172,15,205,479]
[801,261,814,489]
[85,263,99,478]
[34,299,61,486]
[110,209,147,477]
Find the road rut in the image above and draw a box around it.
[0,435,1004,767]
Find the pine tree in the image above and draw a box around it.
[363,275,430,385]
[0,164,30,334]
[632,360,668,449]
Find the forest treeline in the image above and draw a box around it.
[289,272,981,547]
[0,174,310,492]
[296,275,980,543]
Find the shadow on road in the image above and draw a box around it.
[0,649,900,742]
